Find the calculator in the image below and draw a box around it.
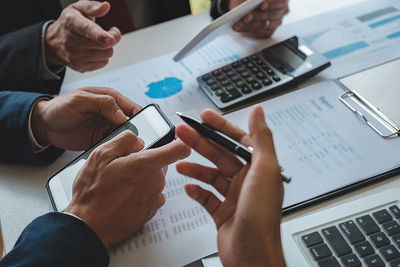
[197,36,331,110]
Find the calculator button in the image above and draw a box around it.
[231,62,241,68]
[370,232,390,248]
[322,226,352,257]
[205,78,216,85]
[250,55,258,61]
[256,72,266,79]
[231,74,241,82]
[250,67,259,74]
[383,221,400,236]
[226,70,236,77]
[356,215,380,235]
[364,254,385,267]
[245,76,256,84]
[373,209,393,224]
[266,68,275,76]
[225,84,235,92]
[261,78,273,86]
[220,90,241,103]
[241,71,251,78]
[255,59,263,65]
[272,75,281,82]
[237,66,246,73]
[240,86,252,94]
[318,257,340,267]
[390,258,400,267]
[380,245,400,261]
[341,253,361,267]
[222,65,232,72]
[241,58,250,64]
[246,62,255,68]
[354,241,374,257]
[216,74,225,81]
[202,74,212,81]
[214,89,225,96]
[209,84,221,91]
[389,205,400,219]
[221,79,230,86]
[251,82,262,90]
[212,70,221,76]
[302,232,323,248]
[310,244,332,260]
[392,234,400,248]
[339,220,365,244]
[235,80,246,88]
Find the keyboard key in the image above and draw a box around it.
[383,220,400,236]
[318,257,340,267]
[302,232,324,248]
[370,232,390,248]
[339,220,365,244]
[322,226,352,256]
[364,254,385,267]
[310,244,332,260]
[272,75,281,82]
[220,90,241,103]
[389,205,400,219]
[261,78,273,86]
[392,233,400,248]
[240,86,252,94]
[251,82,262,90]
[390,258,400,267]
[380,245,400,261]
[354,240,374,257]
[341,253,361,267]
[373,209,393,224]
[356,215,380,235]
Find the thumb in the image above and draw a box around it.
[74,1,110,18]
[248,106,277,164]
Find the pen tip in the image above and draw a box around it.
[176,112,183,116]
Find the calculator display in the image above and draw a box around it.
[271,44,305,70]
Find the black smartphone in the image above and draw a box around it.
[46,104,175,211]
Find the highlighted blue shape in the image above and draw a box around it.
[388,31,400,39]
[369,14,400,28]
[323,41,369,59]
[145,77,183,99]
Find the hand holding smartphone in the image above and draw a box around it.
[47,104,175,211]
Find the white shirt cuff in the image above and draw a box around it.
[63,211,84,222]
[27,97,52,153]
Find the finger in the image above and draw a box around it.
[248,106,278,165]
[75,48,114,63]
[175,124,243,177]
[156,194,166,209]
[108,27,122,43]
[176,161,231,197]
[90,130,144,164]
[72,1,110,18]
[185,184,223,227]
[201,109,250,146]
[67,8,116,45]
[83,87,142,117]
[132,139,191,169]
[238,19,282,38]
[264,6,289,20]
[265,0,288,10]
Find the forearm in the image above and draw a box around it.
[0,22,64,94]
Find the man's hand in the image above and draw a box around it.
[31,87,141,151]
[65,132,191,247]
[175,107,286,266]
[231,0,289,38]
[45,1,121,72]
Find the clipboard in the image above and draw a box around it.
[339,58,400,138]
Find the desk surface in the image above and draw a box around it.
[3,0,394,265]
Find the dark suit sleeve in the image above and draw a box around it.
[0,91,63,165]
[0,213,109,267]
[0,22,64,95]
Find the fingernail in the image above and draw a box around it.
[90,2,102,12]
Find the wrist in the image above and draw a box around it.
[31,99,51,146]
[45,23,64,66]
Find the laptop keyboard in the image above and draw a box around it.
[299,204,400,266]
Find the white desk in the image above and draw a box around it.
[3,0,397,266]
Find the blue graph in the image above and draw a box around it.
[388,31,400,39]
[145,77,183,99]
[369,14,400,28]
[323,41,369,59]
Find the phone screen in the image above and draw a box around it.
[47,105,172,211]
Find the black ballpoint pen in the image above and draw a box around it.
[176,112,291,183]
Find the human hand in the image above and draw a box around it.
[65,132,191,247]
[175,106,285,266]
[45,1,121,72]
[31,87,141,151]
[231,0,289,38]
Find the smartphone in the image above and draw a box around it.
[46,104,175,211]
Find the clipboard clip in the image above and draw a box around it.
[340,91,400,138]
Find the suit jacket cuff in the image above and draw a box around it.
[0,212,109,267]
